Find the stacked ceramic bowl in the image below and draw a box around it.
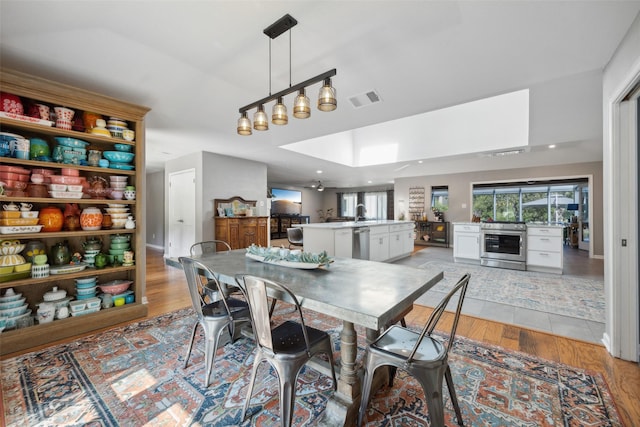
[53,137,89,164]
[102,150,135,171]
[108,235,131,263]
[105,204,130,229]
[83,249,100,267]
[0,164,30,197]
[108,175,128,200]
[0,288,31,330]
[106,117,129,139]
[48,174,83,199]
[74,277,98,300]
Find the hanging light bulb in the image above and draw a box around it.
[237,112,252,135]
[317,182,324,191]
[317,77,337,112]
[253,105,269,131]
[293,88,311,119]
[271,97,288,125]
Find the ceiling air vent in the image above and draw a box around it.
[349,90,382,109]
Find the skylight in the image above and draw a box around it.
[281,89,530,167]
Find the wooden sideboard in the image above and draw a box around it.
[215,217,268,249]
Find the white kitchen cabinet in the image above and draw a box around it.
[389,222,414,260]
[453,223,481,263]
[527,226,563,274]
[369,225,390,262]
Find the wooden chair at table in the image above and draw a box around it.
[238,274,337,427]
[179,256,251,387]
[357,273,471,427]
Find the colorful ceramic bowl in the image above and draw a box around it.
[102,151,134,163]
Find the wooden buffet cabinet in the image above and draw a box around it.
[0,68,149,355]
[214,197,268,249]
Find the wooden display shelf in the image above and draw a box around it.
[0,156,136,176]
[0,303,148,356]
[0,67,149,356]
[0,264,135,290]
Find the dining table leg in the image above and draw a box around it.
[318,320,361,426]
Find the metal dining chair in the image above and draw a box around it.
[179,256,251,387]
[238,275,337,427]
[286,227,303,248]
[357,273,471,427]
[189,240,232,256]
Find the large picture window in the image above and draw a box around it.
[364,191,387,220]
[341,192,357,217]
[472,179,587,223]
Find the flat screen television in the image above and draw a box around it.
[271,188,302,215]
[567,203,579,211]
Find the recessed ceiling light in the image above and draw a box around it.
[316,170,323,174]
[418,160,423,164]
[367,180,372,184]
[548,144,556,149]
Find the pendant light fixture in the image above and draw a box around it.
[272,97,288,125]
[318,78,337,112]
[253,105,269,131]
[293,88,311,119]
[237,112,252,135]
[237,14,337,135]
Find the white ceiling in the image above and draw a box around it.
[1,1,639,188]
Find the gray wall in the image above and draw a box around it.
[162,151,267,253]
[395,161,603,256]
[145,171,165,248]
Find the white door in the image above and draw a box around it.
[168,169,196,258]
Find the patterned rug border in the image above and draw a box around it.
[2,307,621,426]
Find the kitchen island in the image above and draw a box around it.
[296,220,415,262]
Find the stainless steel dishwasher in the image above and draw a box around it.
[352,226,370,260]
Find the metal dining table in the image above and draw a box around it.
[193,249,443,426]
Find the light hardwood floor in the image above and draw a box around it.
[3,247,638,427]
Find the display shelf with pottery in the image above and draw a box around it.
[0,68,147,355]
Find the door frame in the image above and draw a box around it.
[605,69,640,362]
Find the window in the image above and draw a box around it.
[431,186,448,211]
[472,179,587,223]
[341,193,357,217]
[364,192,387,220]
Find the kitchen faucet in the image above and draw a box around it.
[356,203,367,222]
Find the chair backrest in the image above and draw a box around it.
[179,256,235,320]
[406,273,471,362]
[190,240,231,256]
[239,275,312,355]
[286,228,303,245]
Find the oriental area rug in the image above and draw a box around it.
[2,307,620,426]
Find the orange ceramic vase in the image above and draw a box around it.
[80,207,103,231]
[39,206,64,232]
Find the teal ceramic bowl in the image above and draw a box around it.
[54,137,89,149]
[103,151,134,163]
[109,249,125,255]
[114,143,132,152]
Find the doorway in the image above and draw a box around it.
[167,169,196,259]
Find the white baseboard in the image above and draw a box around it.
[146,243,164,251]
[601,332,611,354]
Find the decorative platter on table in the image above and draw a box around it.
[0,225,43,234]
[49,263,87,275]
[246,245,333,269]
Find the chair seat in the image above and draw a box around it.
[202,298,249,318]
[271,320,329,354]
[373,325,445,363]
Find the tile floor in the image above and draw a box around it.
[259,239,605,344]
[396,245,605,344]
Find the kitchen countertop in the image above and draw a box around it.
[296,220,414,229]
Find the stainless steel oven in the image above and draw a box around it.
[480,222,527,270]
